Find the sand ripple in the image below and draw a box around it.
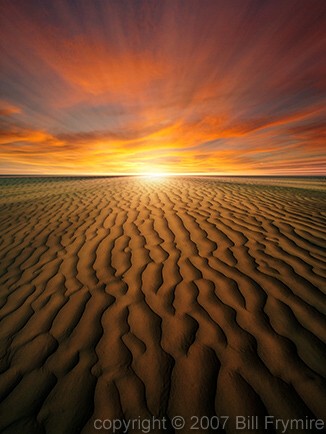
[0,176,325,433]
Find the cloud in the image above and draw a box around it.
[0,0,325,174]
[0,100,22,117]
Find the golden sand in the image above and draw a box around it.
[0,176,325,433]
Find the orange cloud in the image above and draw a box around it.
[0,0,325,175]
[0,101,21,117]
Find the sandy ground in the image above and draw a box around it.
[0,176,325,434]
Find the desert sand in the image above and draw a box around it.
[0,176,325,434]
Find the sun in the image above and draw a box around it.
[140,170,170,180]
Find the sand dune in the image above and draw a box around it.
[0,176,325,434]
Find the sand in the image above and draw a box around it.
[0,176,325,434]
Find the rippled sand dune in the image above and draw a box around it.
[0,176,325,434]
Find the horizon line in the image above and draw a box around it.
[0,173,325,178]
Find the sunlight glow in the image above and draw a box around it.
[140,171,170,180]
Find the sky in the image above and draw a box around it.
[0,0,325,175]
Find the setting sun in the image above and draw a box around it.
[140,171,170,180]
